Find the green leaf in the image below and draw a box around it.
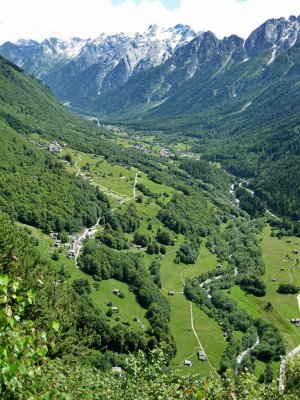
[52,321,60,332]
[7,316,15,328]
[37,345,48,358]
[27,288,36,300]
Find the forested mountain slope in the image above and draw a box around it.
[0,55,110,233]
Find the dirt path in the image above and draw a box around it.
[189,300,218,376]
[119,170,139,205]
[73,170,140,264]
[287,259,297,284]
[160,243,217,374]
[75,155,81,177]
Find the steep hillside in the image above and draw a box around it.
[0,56,110,233]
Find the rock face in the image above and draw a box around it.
[245,15,300,58]
[0,15,299,114]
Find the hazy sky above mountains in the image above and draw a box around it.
[0,0,299,43]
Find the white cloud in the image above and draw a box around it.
[0,0,299,43]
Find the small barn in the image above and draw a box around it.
[67,251,75,258]
[113,288,121,295]
[111,306,119,313]
[168,291,174,296]
[198,351,207,361]
[184,360,192,366]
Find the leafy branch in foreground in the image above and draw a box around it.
[0,273,57,398]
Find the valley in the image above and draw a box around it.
[18,129,299,379]
[0,12,300,398]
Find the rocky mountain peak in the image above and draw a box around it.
[245,15,300,58]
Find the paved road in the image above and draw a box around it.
[279,344,300,392]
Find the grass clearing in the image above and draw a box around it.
[160,241,224,375]
[226,225,300,353]
[90,279,149,331]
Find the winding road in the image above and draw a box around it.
[72,160,140,264]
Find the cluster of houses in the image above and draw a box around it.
[49,231,75,258]
[28,138,65,154]
[48,141,62,153]
[133,143,149,152]
[159,149,171,158]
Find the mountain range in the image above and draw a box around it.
[1,15,300,226]
[0,24,198,108]
[0,15,299,117]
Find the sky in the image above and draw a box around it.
[0,0,299,44]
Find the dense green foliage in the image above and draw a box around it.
[0,119,109,233]
[78,239,175,354]
[277,283,300,295]
[175,239,200,264]
[0,235,298,399]
[157,191,211,236]
[179,159,232,192]
[0,212,164,372]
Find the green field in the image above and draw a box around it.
[90,279,149,331]
[159,241,224,375]
[23,146,299,378]
[168,295,223,375]
[60,148,137,200]
[226,225,300,352]
[137,171,176,204]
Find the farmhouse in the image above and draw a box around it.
[67,250,75,258]
[198,351,207,361]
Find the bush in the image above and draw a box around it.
[277,283,299,294]
[72,279,92,295]
[51,251,60,261]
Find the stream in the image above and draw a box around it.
[236,336,260,366]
